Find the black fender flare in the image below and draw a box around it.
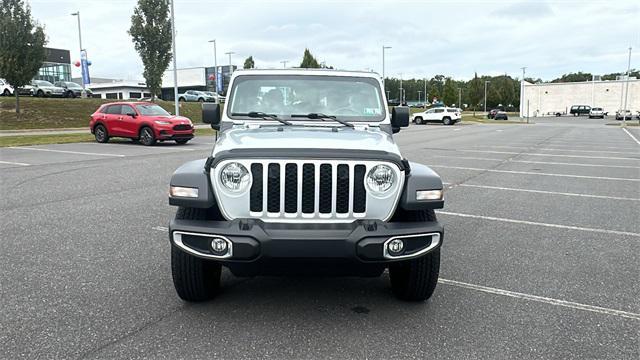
[168,158,216,208]
[399,161,444,210]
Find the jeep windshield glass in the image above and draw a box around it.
[228,75,385,122]
[136,104,170,116]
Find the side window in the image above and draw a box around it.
[120,105,135,115]
[186,90,194,95]
[106,105,122,114]
[426,109,435,114]
[435,109,444,113]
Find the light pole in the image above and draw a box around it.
[520,66,526,117]
[484,80,490,113]
[382,45,391,85]
[168,0,179,115]
[424,77,427,108]
[622,47,632,127]
[458,88,462,108]
[225,51,235,74]
[281,60,288,68]
[70,11,86,98]
[417,90,422,104]
[399,73,403,105]
[208,39,217,93]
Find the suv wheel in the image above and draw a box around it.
[139,126,156,146]
[178,97,185,102]
[198,98,204,102]
[388,208,440,301]
[3,89,10,96]
[94,124,109,143]
[172,207,223,302]
[415,117,424,125]
[443,117,452,125]
[36,90,44,97]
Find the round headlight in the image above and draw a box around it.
[220,162,250,192]
[366,165,395,194]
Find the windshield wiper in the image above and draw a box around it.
[291,113,354,128]
[232,111,292,126]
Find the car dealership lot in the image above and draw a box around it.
[1,118,638,359]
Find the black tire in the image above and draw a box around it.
[175,139,189,145]
[415,117,424,125]
[3,89,10,96]
[198,98,204,102]
[139,126,156,146]
[389,208,440,301]
[94,124,109,143]
[171,207,223,302]
[68,91,76,98]
[36,90,44,97]
[443,117,452,125]
[178,97,185,102]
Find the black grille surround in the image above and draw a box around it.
[173,124,192,131]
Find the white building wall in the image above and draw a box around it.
[161,68,206,88]
[520,79,640,116]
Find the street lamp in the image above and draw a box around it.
[169,0,178,115]
[382,45,391,84]
[281,60,288,68]
[520,66,526,118]
[225,51,235,73]
[424,77,427,108]
[484,80,491,113]
[458,88,462,108]
[70,11,86,98]
[622,47,632,127]
[208,39,217,93]
[399,73,403,105]
[417,90,422,104]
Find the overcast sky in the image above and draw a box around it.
[29,0,639,81]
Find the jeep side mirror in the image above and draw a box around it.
[391,106,410,133]
[202,103,221,130]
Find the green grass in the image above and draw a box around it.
[0,97,205,130]
[0,127,216,147]
[461,114,527,124]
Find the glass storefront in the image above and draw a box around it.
[35,62,72,83]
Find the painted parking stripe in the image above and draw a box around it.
[7,147,126,157]
[443,149,639,161]
[453,184,640,202]
[436,211,640,237]
[152,226,169,232]
[428,154,640,169]
[479,143,637,151]
[0,160,31,166]
[622,127,640,145]
[472,145,638,155]
[438,279,640,321]
[429,164,640,182]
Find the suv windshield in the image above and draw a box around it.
[65,82,82,89]
[136,104,170,116]
[228,75,385,122]
[33,80,53,87]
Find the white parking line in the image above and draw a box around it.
[436,211,640,237]
[454,184,640,201]
[472,145,637,155]
[152,226,169,232]
[429,164,640,182]
[453,128,462,131]
[622,127,640,146]
[7,147,126,157]
[449,149,639,161]
[438,279,640,321]
[483,143,637,151]
[428,154,640,169]
[0,160,31,166]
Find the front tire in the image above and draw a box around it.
[389,208,440,301]
[415,117,424,125]
[171,207,223,302]
[443,117,452,125]
[139,126,156,146]
[3,89,10,96]
[94,124,109,143]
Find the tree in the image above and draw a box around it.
[299,48,320,68]
[551,71,593,83]
[243,56,254,69]
[128,0,172,101]
[0,0,47,114]
[442,78,457,106]
[468,72,482,115]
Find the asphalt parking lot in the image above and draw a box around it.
[1,117,639,359]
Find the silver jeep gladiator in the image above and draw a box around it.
[168,69,445,302]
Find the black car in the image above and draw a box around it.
[54,81,92,98]
[487,109,501,119]
[494,111,508,120]
[569,105,591,116]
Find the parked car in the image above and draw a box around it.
[16,85,34,96]
[588,107,605,119]
[411,107,461,125]
[54,81,93,98]
[570,105,591,116]
[494,111,508,120]
[0,78,14,96]
[487,109,501,119]
[202,91,224,103]
[89,101,194,146]
[615,110,633,120]
[30,80,65,97]
[177,90,209,102]
[636,111,640,120]
[168,68,444,302]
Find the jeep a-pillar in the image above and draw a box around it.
[168,69,445,301]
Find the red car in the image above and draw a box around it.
[89,102,195,145]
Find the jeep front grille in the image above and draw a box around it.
[211,159,404,223]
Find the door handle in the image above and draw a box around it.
[118,116,123,120]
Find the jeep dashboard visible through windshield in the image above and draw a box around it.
[168,69,445,302]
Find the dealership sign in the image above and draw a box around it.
[81,50,91,85]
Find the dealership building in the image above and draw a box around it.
[34,47,72,83]
[160,65,236,100]
[520,78,640,116]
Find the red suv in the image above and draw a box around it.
[89,102,195,145]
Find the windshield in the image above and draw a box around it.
[66,82,82,89]
[34,80,53,86]
[228,75,385,122]
[135,104,170,116]
[592,107,602,111]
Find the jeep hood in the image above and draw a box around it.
[213,126,400,156]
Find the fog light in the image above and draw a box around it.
[416,189,443,201]
[210,238,228,255]
[170,186,198,198]
[388,239,404,254]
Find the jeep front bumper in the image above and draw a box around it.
[169,218,443,275]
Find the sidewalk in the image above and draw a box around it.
[0,124,211,137]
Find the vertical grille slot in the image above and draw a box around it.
[319,164,332,213]
[284,164,298,213]
[353,165,366,213]
[336,164,349,213]
[302,164,315,213]
[250,164,263,212]
[267,163,280,213]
